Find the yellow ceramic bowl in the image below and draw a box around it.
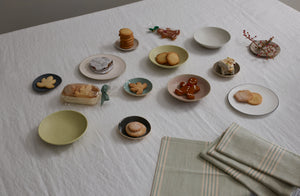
[149,45,189,69]
[38,110,88,145]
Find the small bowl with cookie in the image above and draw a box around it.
[124,78,153,96]
[149,45,189,69]
[32,73,62,92]
[118,116,151,140]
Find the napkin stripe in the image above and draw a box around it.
[270,149,285,175]
[216,123,239,151]
[152,136,170,196]
[264,147,284,177]
[217,123,239,151]
[259,145,281,174]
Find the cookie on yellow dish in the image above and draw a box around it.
[166,52,180,66]
[155,52,169,64]
[37,76,56,89]
[248,92,263,105]
[125,121,146,137]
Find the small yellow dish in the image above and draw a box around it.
[149,45,189,69]
[38,110,88,145]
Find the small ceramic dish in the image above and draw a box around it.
[38,110,88,145]
[168,74,211,102]
[149,45,189,69]
[32,73,62,92]
[213,62,240,78]
[194,27,231,49]
[114,38,139,51]
[124,78,153,96]
[249,40,280,58]
[118,116,151,140]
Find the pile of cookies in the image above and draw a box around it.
[234,90,262,105]
[119,28,134,49]
[156,52,180,66]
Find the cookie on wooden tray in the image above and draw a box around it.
[125,121,146,137]
[37,76,56,89]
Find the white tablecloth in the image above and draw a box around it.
[1,0,300,195]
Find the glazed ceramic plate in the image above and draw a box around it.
[124,78,153,96]
[249,40,280,58]
[149,45,189,69]
[168,74,211,102]
[38,110,88,145]
[213,62,240,78]
[194,27,231,49]
[79,54,126,80]
[32,73,62,92]
[227,84,279,115]
[114,38,139,51]
[118,116,151,140]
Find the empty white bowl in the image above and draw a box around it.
[194,27,231,49]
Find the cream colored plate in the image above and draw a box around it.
[79,54,126,80]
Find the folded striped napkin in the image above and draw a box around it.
[151,137,251,196]
[200,123,299,196]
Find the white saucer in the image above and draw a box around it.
[79,54,126,80]
[194,27,230,49]
[227,84,279,116]
[114,38,139,51]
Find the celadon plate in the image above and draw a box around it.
[38,110,88,145]
[149,45,189,68]
[124,78,153,96]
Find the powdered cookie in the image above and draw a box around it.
[166,52,180,65]
[125,121,146,137]
[234,90,253,103]
[156,52,168,64]
[248,92,262,105]
[37,76,56,89]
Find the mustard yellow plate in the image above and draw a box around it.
[149,45,189,69]
[38,110,88,145]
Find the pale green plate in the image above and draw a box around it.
[38,110,88,145]
[149,45,189,69]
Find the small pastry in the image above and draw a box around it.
[37,76,56,89]
[125,121,147,137]
[129,82,147,95]
[89,57,113,74]
[217,57,235,75]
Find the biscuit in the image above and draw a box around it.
[119,28,133,37]
[155,52,168,64]
[37,76,56,89]
[234,90,253,103]
[125,122,146,137]
[119,28,135,49]
[166,52,180,65]
[129,82,147,95]
[248,92,262,105]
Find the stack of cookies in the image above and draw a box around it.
[119,28,134,49]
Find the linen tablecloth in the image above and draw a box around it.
[0,0,300,195]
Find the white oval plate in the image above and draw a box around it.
[79,54,126,80]
[194,27,231,49]
[227,84,279,116]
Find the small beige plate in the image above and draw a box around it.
[149,45,189,69]
[213,62,240,78]
[168,74,211,102]
[114,38,139,51]
[79,54,126,80]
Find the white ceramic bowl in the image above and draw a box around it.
[194,27,231,49]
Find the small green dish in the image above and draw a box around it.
[149,45,189,69]
[124,78,153,96]
[38,110,88,145]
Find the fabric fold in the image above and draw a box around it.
[200,123,299,196]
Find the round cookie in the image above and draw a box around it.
[119,28,133,37]
[155,52,168,64]
[234,90,253,103]
[125,121,146,137]
[166,52,180,66]
[248,92,263,105]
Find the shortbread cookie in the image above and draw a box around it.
[37,76,56,89]
[248,92,262,105]
[119,28,133,37]
[166,52,180,65]
[234,90,253,103]
[125,121,146,137]
[129,82,147,95]
[155,52,168,64]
